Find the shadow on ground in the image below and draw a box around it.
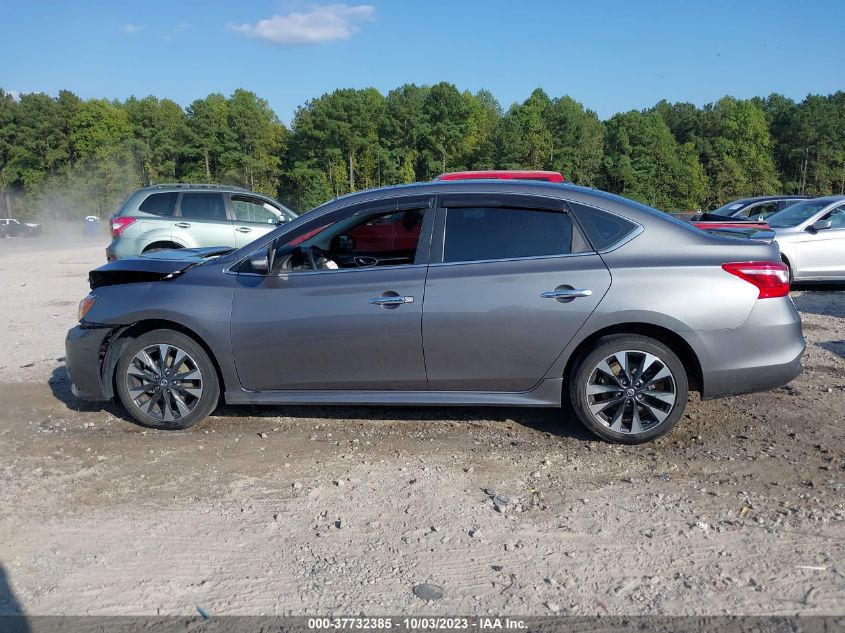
[49,363,594,440]
[48,365,122,416]
[792,282,845,318]
[0,565,29,632]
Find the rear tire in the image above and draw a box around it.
[115,329,219,430]
[143,242,182,254]
[569,334,689,444]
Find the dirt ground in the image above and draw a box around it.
[0,236,843,617]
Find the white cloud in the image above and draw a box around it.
[229,4,375,45]
[8,90,20,101]
[121,23,143,34]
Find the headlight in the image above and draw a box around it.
[78,294,98,321]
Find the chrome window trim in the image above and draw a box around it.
[228,262,427,278]
[428,251,597,268]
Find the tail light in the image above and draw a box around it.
[111,217,136,238]
[722,262,790,299]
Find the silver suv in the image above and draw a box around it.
[106,184,297,261]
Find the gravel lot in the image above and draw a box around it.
[0,236,843,616]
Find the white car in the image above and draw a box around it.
[767,196,845,282]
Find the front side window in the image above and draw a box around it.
[244,206,429,274]
[823,205,845,229]
[179,193,227,221]
[443,207,584,263]
[232,196,281,224]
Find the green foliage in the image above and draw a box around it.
[0,85,842,221]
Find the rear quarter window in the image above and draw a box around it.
[138,192,177,216]
[569,202,639,251]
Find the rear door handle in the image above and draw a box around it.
[175,222,191,228]
[541,288,593,300]
[236,226,252,233]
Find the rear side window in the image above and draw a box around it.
[138,192,177,216]
[569,203,638,251]
[179,193,227,221]
[443,207,585,263]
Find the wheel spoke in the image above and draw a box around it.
[586,383,621,396]
[616,352,631,382]
[589,396,624,416]
[630,405,644,434]
[641,400,670,423]
[161,391,175,422]
[137,350,159,376]
[650,365,672,382]
[141,388,162,415]
[643,389,675,405]
[170,349,187,373]
[171,390,192,417]
[608,403,625,432]
[595,359,619,382]
[172,384,202,399]
[637,353,658,382]
[172,369,201,382]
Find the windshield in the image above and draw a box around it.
[766,199,832,228]
[711,200,749,216]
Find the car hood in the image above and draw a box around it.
[89,246,234,290]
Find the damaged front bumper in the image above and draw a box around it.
[65,324,115,401]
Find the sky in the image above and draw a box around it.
[1,0,843,123]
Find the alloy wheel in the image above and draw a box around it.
[124,344,204,423]
[585,349,677,435]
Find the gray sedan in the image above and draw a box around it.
[65,181,805,444]
[767,196,845,282]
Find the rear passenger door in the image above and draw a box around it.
[421,194,612,392]
[229,195,284,248]
[175,192,234,248]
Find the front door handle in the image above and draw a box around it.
[175,222,191,229]
[369,294,414,307]
[540,288,593,302]
[236,226,252,233]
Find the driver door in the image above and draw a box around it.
[230,197,434,391]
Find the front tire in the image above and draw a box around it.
[569,334,689,444]
[115,329,219,430]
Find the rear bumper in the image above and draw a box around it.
[65,325,113,401]
[106,237,148,261]
[687,297,805,399]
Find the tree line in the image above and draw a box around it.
[0,84,843,221]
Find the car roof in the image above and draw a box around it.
[315,179,677,226]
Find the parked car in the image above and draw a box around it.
[0,218,42,237]
[766,195,845,282]
[692,196,809,222]
[437,170,565,183]
[106,183,297,261]
[83,215,102,237]
[66,181,804,444]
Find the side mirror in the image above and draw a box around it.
[810,219,832,232]
[249,252,270,274]
[338,235,356,252]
